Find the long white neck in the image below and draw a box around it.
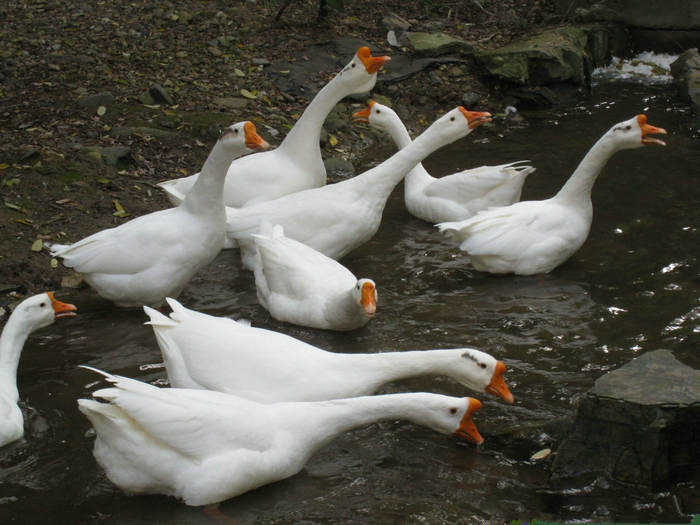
[278,77,348,157]
[330,349,466,393]
[346,120,461,206]
[275,392,449,454]
[553,134,620,207]
[0,316,32,402]
[181,144,241,215]
[382,117,438,192]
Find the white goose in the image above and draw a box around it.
[49,123,269,307]
[0,293,76,447]
[143,298,514,404]
[158,47,391,208]
[226,107,493,270]
[252,222,377,331]
[79,367,484,506]
[438,115,667,275]
[354,101,535,223]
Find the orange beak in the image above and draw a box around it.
[360,282,377,317]
[485,361,514,404]
[458,107,492,129]
[357,46,391,75]
[352,101,376,124]
[243,122,270,150]
[637,115,667,146]
[454,397,484,444]
[48,292,77,320]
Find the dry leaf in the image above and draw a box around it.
[530,448,552,461]
[234,68,245,77]
[329,135,339,147]
[50,258,58,268]
[14,218,33,226]
[240,89,256,99]
[97,106,106,116]
[113,200,124,212]
[0,163,9,170]
[30,239,44,252]
[5,202,22,211]
[143,104,161,109]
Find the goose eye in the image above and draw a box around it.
[40,302,46,307]
[233,129,238,135]
[450,116,455,121]
[481,363,487,369]
[450,407,458,415]
[625,125,631,130]
[351,63,356,68]
[376,109,381,114]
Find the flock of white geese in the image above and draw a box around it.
[0,46,667,507]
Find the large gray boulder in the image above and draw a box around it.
[550,349,700,490]
[671,48,700,111]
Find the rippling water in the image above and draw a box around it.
[2,75,699,523]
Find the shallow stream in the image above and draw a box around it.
[2,60,699,524]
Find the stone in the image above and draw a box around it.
[405,32,474,58]
[678,68,700,110]
[461,92,480,109]
[109,126,174,139]
[379,12,411,32]
[670,48,700,79]
[474,27,590,86]
[572,3,623,23]
[88,146,131,166]
[550,349,700,490]
[76,91,116,108]
[323,157,355,182]
[212,97,249,109]
[138,84,174,105]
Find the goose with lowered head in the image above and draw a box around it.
[49,123,268,307]
[226,107,492,270]
[79,366,484,506]
[252,222,377,331]
[0,292,76,447]
[438,115,667,275]
[143,297,514,404]
[354,101,535,223]
[158,47,391,208]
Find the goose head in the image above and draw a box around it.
[218,122,269,155]
[335,47,391,95]
[604,114,666,150]
[354,279,377,317]
[449,349,514,404]
[423,395,484,444]
[8,292,77,333]
[352,100,400,134]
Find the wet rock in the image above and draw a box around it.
[461,92,480,109]
[138,84,174,105]
[323,157,355,182]
[670,49,700,111]
[212,97,249,109]
[405,32,474,57]
[474,27,590,86]
[572,3,623,23]
[76,91,116,108]
[550,349,700,490]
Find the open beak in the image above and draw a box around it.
[637,115,667,146]
[352,101,376,124]
[243,122,270,150]
[459,107,492,129]
[357,46,391,75]
[484,361,514,404]
[453,397,484,444]
[360,282,377,317]
[48,292,77,320]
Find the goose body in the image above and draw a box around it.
[252,222,377,331]
[79,367,483,506]
[354,101,535,223]
[158,47,391,208]
[226,107,493,270]
[49,123,268,307]
[0,293,76,447]
[438,115,667,275]
[143,298,514,404]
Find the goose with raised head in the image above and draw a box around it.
[143,298,514,404]
[252,222,377,331]
[438,115,667,275]
[49,123,269,307]
[226,107,493,270]
[353,101,535,223]
[0,293,76,447]
[158,47,391,208]
[79,366,484,506]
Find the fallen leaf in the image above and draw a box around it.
[240,89,256,99]
[97,106,106,116]
[279,70,290,74]
[30,239,43,252]
[143,104,161,109]
[97,178,110,184]
[113,200,124,212]
[14,218,33,226]
[0,163,9,170]
[4,202,22,211]
[50,258,58,268]
[530,448,552,461]
[329,135,339,147]
[55,198,71,205]
[234,68,245,77]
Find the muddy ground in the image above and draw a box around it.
[0,0,560,306]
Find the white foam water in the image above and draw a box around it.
[593,51,677,82]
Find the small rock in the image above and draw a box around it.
[379,12,411,32]
[212,97,249,109]
[208,46,222,57]
[138,84,174,105]
[323,157,355,182]
[461,92,480,109]
[252,57,270,66]
[76,91,116,108]
[448,66,465,78]
[61,273,85,289]
[405,32,474,58]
